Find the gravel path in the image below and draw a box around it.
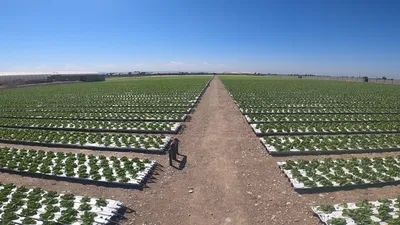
[0,76,399,225]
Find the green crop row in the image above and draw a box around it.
[241,107,399,114]
[0,111,186,121]
[0,147,154,185]
[246,113,400,123]
[313,198,400,225]
[240,102,400,109]
[0,76,211,108]
[262,134,400,153]
[1,102,193,109]
[0,183,123,224]
[0,118,181,132]
[279,156,400,189]
[221,76,400,109]
[0,128,170,151]
[253,121,400,134]
[0,107,191,114]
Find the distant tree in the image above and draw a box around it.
[382,76,387,80]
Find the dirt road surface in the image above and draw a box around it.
[1,76,398,225]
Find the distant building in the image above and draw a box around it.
[0,72,50,84]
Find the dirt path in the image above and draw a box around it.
[1,76,398,225]
[130,77,313,225]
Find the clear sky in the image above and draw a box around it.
[1,0,399,77]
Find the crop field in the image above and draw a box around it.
[313,198,400,225]
[221,76,400,155]
[0,75,211,224]
[278,157,400,191]
[1,74,399,225]
[221,76,400,225]
[0,183,123,224]
[0,147,156,186]
[0,76,210,153]
[262,134,400,155]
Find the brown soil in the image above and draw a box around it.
[0,76,399,225]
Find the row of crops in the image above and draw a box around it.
[220,76,400,225]
[0,112,188,121]
[241,108,400,114]
[0,128,170,152]
[0,147,155,186]
[251,121,399,135]
[262,134,400,154]
[246,114,400,123]
[0,76,212,224]
[0,76,211,153]
[0,107,192,114]
[278,157,400,190]
[0,183,124,224]
[221,76,400,155]
[0,118,182,133]
[313,198,400,225]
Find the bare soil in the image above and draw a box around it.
[0,76,399,225]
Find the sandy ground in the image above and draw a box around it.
[0,76,399,225]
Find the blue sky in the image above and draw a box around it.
[0,0,399,77]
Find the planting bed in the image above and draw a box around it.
[0,183,125,224]
[251,121,400,136]
[313,197,400,225]
[246,113,400,123]
[0,107,192,114]
[240,108,400,114]
[0,76,211,123]
[0,76,211,153]
[222,76,400,109]
[1,103,194,108]
[0,76,211,109]
[0,118,182,133]
[0,147,155,187]
[278,156,400,192]
[240,103,400,109]
[0,128,171,153]
[0,112,188,122]
[221,76,400,157]
[261,134,400,155]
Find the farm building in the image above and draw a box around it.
[0,72,50,84]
